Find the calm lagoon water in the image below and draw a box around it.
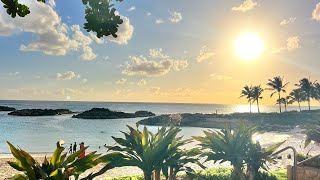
[0,100,318,154]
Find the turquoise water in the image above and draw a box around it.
[0,100,317,154]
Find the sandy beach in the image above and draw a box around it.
[0,127,319,179]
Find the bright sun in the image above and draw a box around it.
[234,32,264,61]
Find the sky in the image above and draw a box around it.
[1,0,320,105]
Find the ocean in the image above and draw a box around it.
[0,100,317,154]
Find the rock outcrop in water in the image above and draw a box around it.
[8,109,74,116]
[72,108,155,119]
[0,106,16,111]
[138,110,320,132]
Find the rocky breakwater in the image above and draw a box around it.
[0,106,16,111]
[8,109,74,116]
[72,108,155,119]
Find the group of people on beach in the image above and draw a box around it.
[68,142,85,158]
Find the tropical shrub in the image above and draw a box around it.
[88,125,201,180]
[193,124,255,180]
[193,124,283,180]
[7,141,100,180]
[245,141,284,179]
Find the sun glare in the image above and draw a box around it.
[234,32,264,61]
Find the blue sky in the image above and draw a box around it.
[1,0,320,105]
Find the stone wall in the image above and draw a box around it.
[287,165,320,180]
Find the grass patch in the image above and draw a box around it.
[107,169,287,180]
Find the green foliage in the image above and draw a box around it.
[304,125,320,147]
[295,77,320,110]
[82,0,124,38]
[245,141,284,179]
[252,85,263,113]
[181,168,285,180]
[240,85,254,113]
[7,141,100,180]
[1,0,31,18]
[88,125,199,180]
[1,0,124,38]
[193,124,256,179]
[266,76,289,113]
[193,124,283,180]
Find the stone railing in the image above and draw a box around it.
[287,165,320,180]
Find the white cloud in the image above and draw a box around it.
[89,32,104,44]
[48,0,56,7]
[312,3,320,21]
[91,15,134,45]
[137,79,147,85]
[0,1,132,59]
[197,46,215,62]
[128,6,136,12]
[56,71,77,80]
[210,74,232,81]
[82,78,88,83]
[122,49,188,76]
[149,48,169,58]
[106,16,133,44]
[155,19,164,24]
[287,36,301,51]
[9,72,20,76]
[168,11,182,23]
[232,0,257,12]
[146,87,164,96]
[280,18,296,26]
[81,46,97,61]
[146,12,151,16]
[0,1,81,55]
[116,78,127,84]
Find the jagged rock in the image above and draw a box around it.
[134,111,156,117]
[0,106,16,111]
[72,108,155,119]
[8,109,74,116]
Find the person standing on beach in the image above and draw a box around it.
[73,142,77,153]
[79,142,85,158]
[69,144,72,154]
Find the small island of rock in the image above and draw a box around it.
[72,108,155,119]
[0,106,16,111]
[8,109,74,116]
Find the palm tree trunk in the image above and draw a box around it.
[153,170,160,180]
[144,172,152,180]
[232,165,244,180]
[249,101,252,113]
[278,92,282,113]
[308,97,311,111]
[298,101,301,112]
[284,103,287,112]
[257,99,260,113]
[169,167,176,180]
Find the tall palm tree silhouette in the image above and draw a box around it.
[266,76,289,113]
[289,89,306,112]
[296,77,318,111]
[252,85,263,113]
[240,85,254,113]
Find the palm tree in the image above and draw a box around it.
[276,96,293,112]
[289,89,306,112]
[266,76,289,113]
[193,124,256,180]
[296,78,317,111]
[240,85,253,113]
[88,126,198,180]
[252,85,263,113]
